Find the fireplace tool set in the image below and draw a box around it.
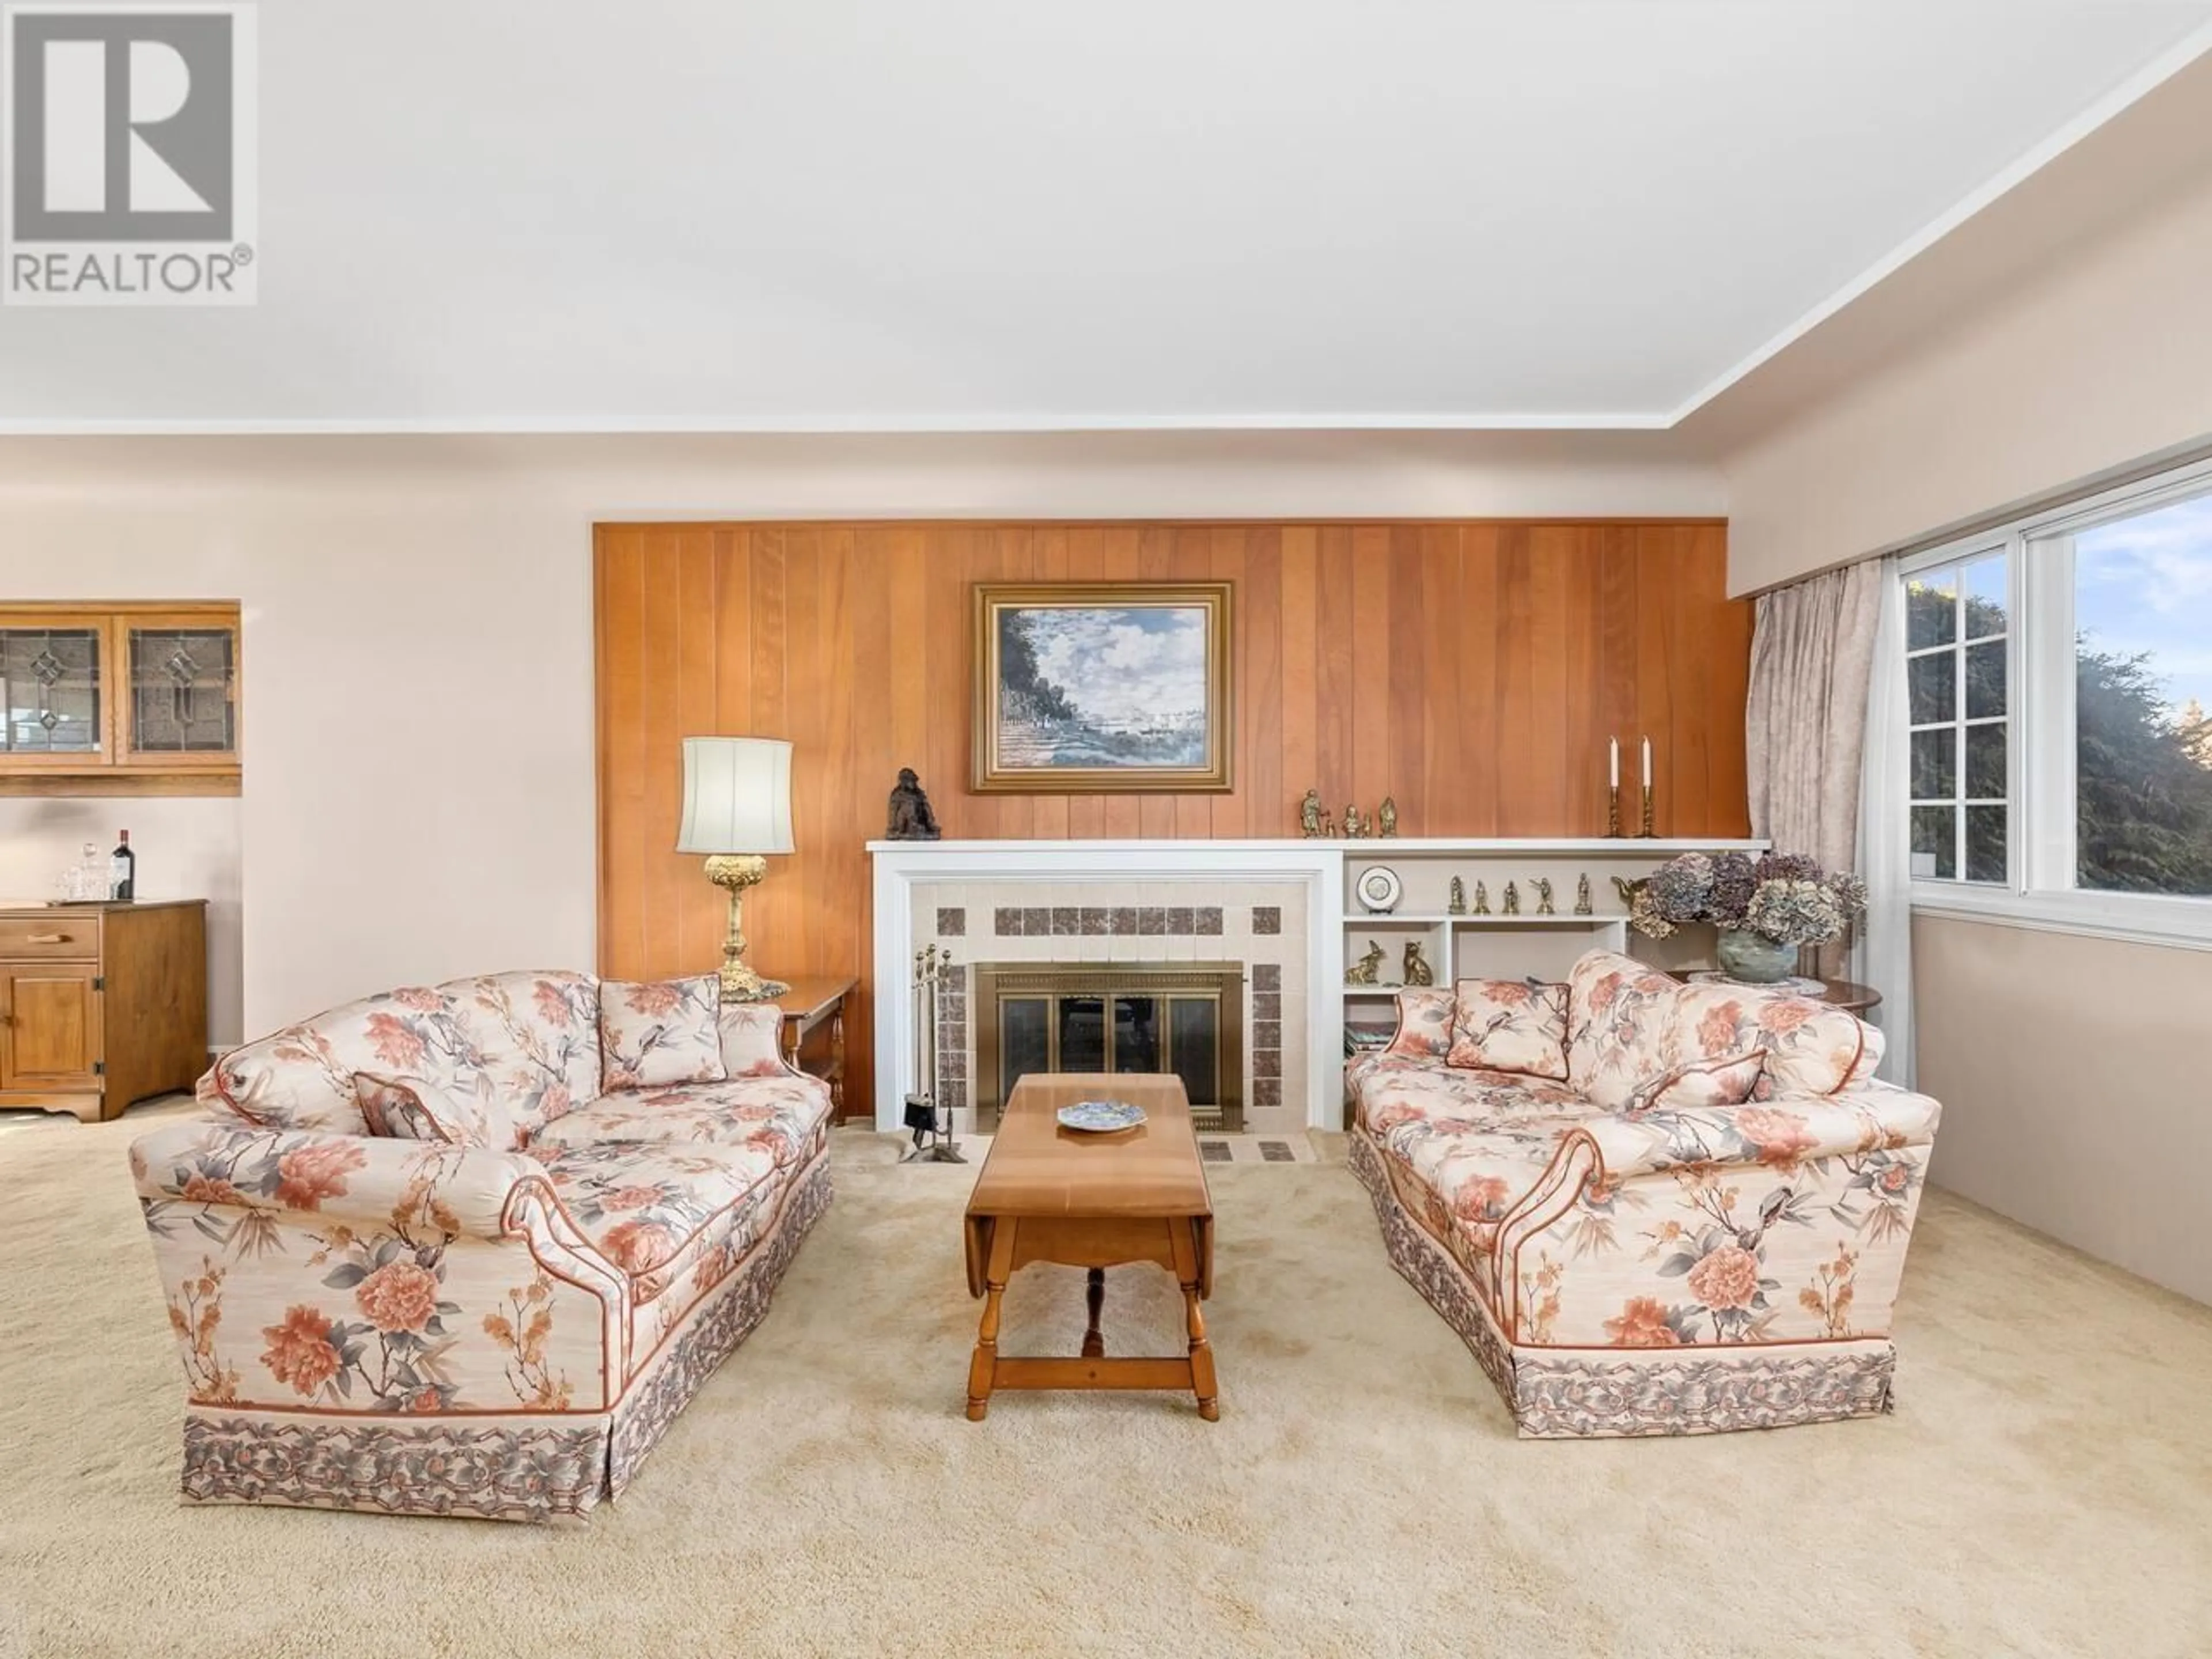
[903,942,966,1163]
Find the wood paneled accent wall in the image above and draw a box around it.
[596,520,1748,1115]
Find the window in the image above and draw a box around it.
[2065,495,2212,899]
[1905,552,2008,884]
[1901,459,2212,942]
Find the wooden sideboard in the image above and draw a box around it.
[0,899,207,1122]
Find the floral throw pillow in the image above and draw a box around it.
[719,1000,789,1078]
[1381,989,1455,1060]
[1446,979,1569,1080]
[1620,1050,1767,1119]
[353,1071,521,1150]
[1669,982,1880,1097]
[600,974,729,1092]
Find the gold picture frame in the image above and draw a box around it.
[972,581,1234,794]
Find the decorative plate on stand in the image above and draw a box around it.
[1356,865,1403,914]
[1058,1100,1146,1133]
[1686,969,1826,995]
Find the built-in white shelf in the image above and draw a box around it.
[1332,838,1766,854]
[1348,912,1632,926]
[869,838,1766,854]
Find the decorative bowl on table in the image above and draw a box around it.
[1057,1100,1146,1134]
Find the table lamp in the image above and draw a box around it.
[676,736,794,1001]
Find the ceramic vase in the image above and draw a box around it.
[1716,928,1797,984]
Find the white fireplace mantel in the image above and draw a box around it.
[866,836,1765,1133]
[869,839,1344,1133]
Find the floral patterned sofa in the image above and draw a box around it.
[127,969,833,1522]
[1347,949,1939,1438]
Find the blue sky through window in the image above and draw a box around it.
[2075,494,2212,720]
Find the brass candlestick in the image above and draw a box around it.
[1638,783,1655,838]
[1606,785,1622,838]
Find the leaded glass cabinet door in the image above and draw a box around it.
[0,613,111,768]
[116,612,240,770]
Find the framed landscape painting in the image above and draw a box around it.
[972,582,1234,793]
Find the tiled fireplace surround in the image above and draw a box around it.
[907,883,1309,1135]
[870,842,1340,1139]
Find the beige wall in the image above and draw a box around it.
[0,432,1719,1040]
[1913,915,2212,1305]
[1695,99,2212,1303]
[0,493,596,1044]
[1716,159,2212,594]
[0,798,243,1045]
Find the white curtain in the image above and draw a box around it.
[1854,558,1915,1086]
[1746,559,1884,977]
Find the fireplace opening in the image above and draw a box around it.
[972,962,1245,1133]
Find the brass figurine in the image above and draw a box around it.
[1347,940,1386,984]
[1300,788,1324,838]
[1532,876,1555,916]
[1343,804,1365,839]
[1448,876,1468,915]
[1320,810,1338,838]
[1574,874,1593,916]
[1402,939,1434,987]
[1472,880,1491,916]
[1378,797,1398,838]
[1502,880,1521,916]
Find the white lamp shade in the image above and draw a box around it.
[677,737,795,855]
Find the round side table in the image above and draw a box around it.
[1673,971,1881,1014]
[1811,980,1881,1015]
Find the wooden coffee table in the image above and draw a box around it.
[962,1073,1218,1421]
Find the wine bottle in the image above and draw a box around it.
[110,830,135,903]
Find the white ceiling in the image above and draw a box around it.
[5,0,2210,433]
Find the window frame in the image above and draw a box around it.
[1900,539,2014,888]
[1899,453,2212,950]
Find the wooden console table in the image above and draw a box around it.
[770,975,856,1116]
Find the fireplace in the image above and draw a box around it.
[869,844,1325,1135]
[972,962,1245,1133]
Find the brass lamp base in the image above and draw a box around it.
[719,959,790,1002]
[702,854,789,1002]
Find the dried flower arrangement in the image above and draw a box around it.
[1627,850,1867,949]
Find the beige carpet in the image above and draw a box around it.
[3,1107,2211,1659]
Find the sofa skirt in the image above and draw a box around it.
[1346,1128,1897,1438]
[176,1150,832,1521]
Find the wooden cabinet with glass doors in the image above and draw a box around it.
[0,603,240,793]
